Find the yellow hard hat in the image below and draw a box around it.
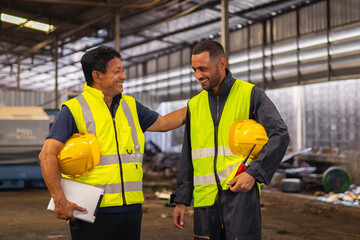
[57,133,100,179]
[228,119,269,159]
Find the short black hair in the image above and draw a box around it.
[80,46,121,86]
[192,40,225,61]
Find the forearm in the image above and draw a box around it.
[164,106,187,130]
[40,156,64,200]
[147,106,187,132]
[39,139,66,202]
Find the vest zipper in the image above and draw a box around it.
[214,96,221,188]
[214,96,224,230]
[112,117,127,205]
[214,125,220,187]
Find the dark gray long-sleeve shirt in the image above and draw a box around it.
[172,70,290,206]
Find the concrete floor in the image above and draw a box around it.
[1,188,360,240]
[0,188,192,240]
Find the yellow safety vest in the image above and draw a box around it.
[189,80,256,207]
[62,83,145,207]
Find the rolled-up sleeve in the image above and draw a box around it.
[246,87,290,185]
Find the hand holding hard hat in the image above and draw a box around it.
[57,133,100,179]
[228,119,269,176]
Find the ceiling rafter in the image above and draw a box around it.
[19,0,164,9]
[0,0,320,91]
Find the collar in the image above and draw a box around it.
[208,68,235,97]
[112,93,122,104]
[83,82,122,104]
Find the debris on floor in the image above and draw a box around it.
[316,186,360,206]
[143,140,180,179]
[155,189,172,200]
[275,147,358,197]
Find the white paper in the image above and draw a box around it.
[47,178,104,223]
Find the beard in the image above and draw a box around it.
[201,65,221,91]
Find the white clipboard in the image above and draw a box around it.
[47,178,104,223]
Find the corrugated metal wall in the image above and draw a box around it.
[304,79,360,149]
[228,0,360,88]
[0,90,56,109]
[0,89,74,110]
[266,78,360,151]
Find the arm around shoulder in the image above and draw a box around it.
[147,106,187,132]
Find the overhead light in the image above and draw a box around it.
[1,13,54,33]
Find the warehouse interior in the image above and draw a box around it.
[1,0,360,239]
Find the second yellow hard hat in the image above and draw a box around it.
[228,119,269,159]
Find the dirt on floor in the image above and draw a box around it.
[0,187,360,240]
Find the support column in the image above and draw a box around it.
[262,21,267,89]
[293,86,305,151]
[167,56,170,101]
[16,55,20,91]
[180,49,184,99]
[247,27,251,83]
[296,8,301,85]
[114,12,120,52]
[190,45,195,98]
[221,0,229,67]
[54,38,58,109]
[326,0,332,81]
[270,18,275,87]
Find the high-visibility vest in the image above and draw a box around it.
[62,83,145,207]
[188,80,255,207]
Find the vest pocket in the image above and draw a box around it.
[123,163,143,182]
[117,125,135,153]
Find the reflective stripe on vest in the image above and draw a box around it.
[192,146,255,185]
[192,146,237,185]
[94,181,143,194]
[76,94,96,136]
[192,146,234,160]
[63,83,145,207]
[189,80,254,207]
[121,98,141,154]
[194,162,238,186]
[97,154,143,165]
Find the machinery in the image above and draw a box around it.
[0,106,50,189]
